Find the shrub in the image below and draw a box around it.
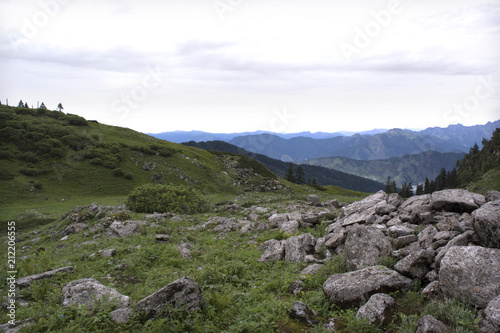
[64,114,88,126]
[127,184,210,214]
[112,168,125,177]
[19,167,47,177]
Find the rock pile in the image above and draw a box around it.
[259,189,500,331]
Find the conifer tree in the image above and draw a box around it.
[57,103,64,112]
[18,100,24,107]
[295,165,306,184]
[285,163,295,183]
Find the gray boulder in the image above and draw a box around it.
[480,295,500,333]
[388,225,415,238]
[433,231,477,271]
[288,301,319,326]
[431,189,485,213]
[280,220,299,234]
[308,195,321,206]
[472,200,500,248]
[110,307,133,324]
[344,225,392,271]
[418,225,438,250]
[135,276,203,319]
[394,249,434,279]
[284,233,316,262]
[485,190,500,202]
[356,293,396,327]
[323,265,413,308]
[398,194,432,223]
[258,239,285,262]
[387,193,404,207]
[393,235,417,250]
[108,221,140,238]
[415,315,449,333]
[299,264,323,277]
[339,191,388,226]
[61,223,88,236]
[61,278,130,308]
[439,246,500,308]
[325,226,347,249]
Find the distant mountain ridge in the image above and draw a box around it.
[149,120,500,162]
[303,151,466,187]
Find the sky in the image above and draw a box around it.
[0,0,499,134]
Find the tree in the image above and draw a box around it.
[39,102,47,109]
[416,183,424,195]
[285,163,295,183]
[384,176,397,194]
[18,100,24,107]
[295,165,306,184]
[24,102,29,108]
[57,103,64,112]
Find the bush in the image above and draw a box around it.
[127,184,210,214]
[64,114,88,126]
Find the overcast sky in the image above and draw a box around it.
[1,0,499,134]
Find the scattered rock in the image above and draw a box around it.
[177,241,193,258]
[110,307,133,324]
[280,220,299,234]
[258,239,285,262]
[323,265,413,308]
[439,246,500,308]
[415,315,450,333]
[283,234,316,262]
[155,234,169,242]
[485,190,500,202]
[16,266,74,288]
[135,276,203,319]
[356,293,396,327]
[299,264,323,277]
[308,195,321,206]
[288,301,319,326]
[394,249,435,279]
[108,221,140,238]
[61,223,89,236]
[479,295,500,333]
[61,278,130,308]
[431,189,485,213]
[99,249,116,258]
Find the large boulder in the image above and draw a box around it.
[258,239,285,262]
[415,315,450,333]
[344,225,392,271]
[323,266,413,308]
[472,200,500,248]
[439,246,500,308]
[61,278,130,308]
[284,233,316,262]
[394,249,434,279]
[135,276,203,319]
[431,189,485,213]
[339,191,388,226]
[356,293,396,327]
[398,194,432,223]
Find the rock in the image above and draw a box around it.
[240,222,256,233]
[135,276,203,319]
[433,231,476,271]
[142,162,156,171]
[61,223,89,236]
[258,239,285,262]
[415,315,450,333]
[418,226,438,250]
[61,278,130,308]
[356,293,396,327]
[302,212,319,224]
[344,225,392,271]
[284,234,316,262]
[99,249,116,258]
[110,307,133,324]
[280,220,299,234]
[398,194,432,223]
[339,191,388,226]
[431,189,485,213]
[108,221,140,238]
[325,226,347,249]
[375,203,397,215]
[288,301,319,326]
[177,242,193,258]
[422,281,441,299]
[268,213,289,227]
[393,235,417,250]
[485,190,500,202]
[289,280,304,296]
[479,295,500,333]
[387,193,404,207]
[323,318,338,332]
[213,218,238,233]
[299,264,323,277]
[0,319,33,333]
[16,266,74,288]
[155,234,169,242]
[308,195,321,206]
[472,200,500,248]
[324,199,340,209]
[439,246,500,308]
[388,225,415,238]
[323,265,413,308]
[394,249,435,279]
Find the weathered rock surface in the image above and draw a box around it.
[344,225,392,271]
[258,239,285,262]
[16,266,74,288]
[485,190,500,202]
[61,278,130,308]
[323,266,413,308]
[356,293,396,327]
[479,295,500,333]
[108,221,140,238]
[288,301,319,326]
[415,315,450,333]
[110,307,133,324]
[61,223,88,236]
[284,233,316,262]
[394,249,435,279]
[280,220,299,234]
[339,191,387,226]
[431,189,485,213]
[472,200,500,248]
[135,276,203,319]
[439,246,500,308]
[308,195,321,206]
